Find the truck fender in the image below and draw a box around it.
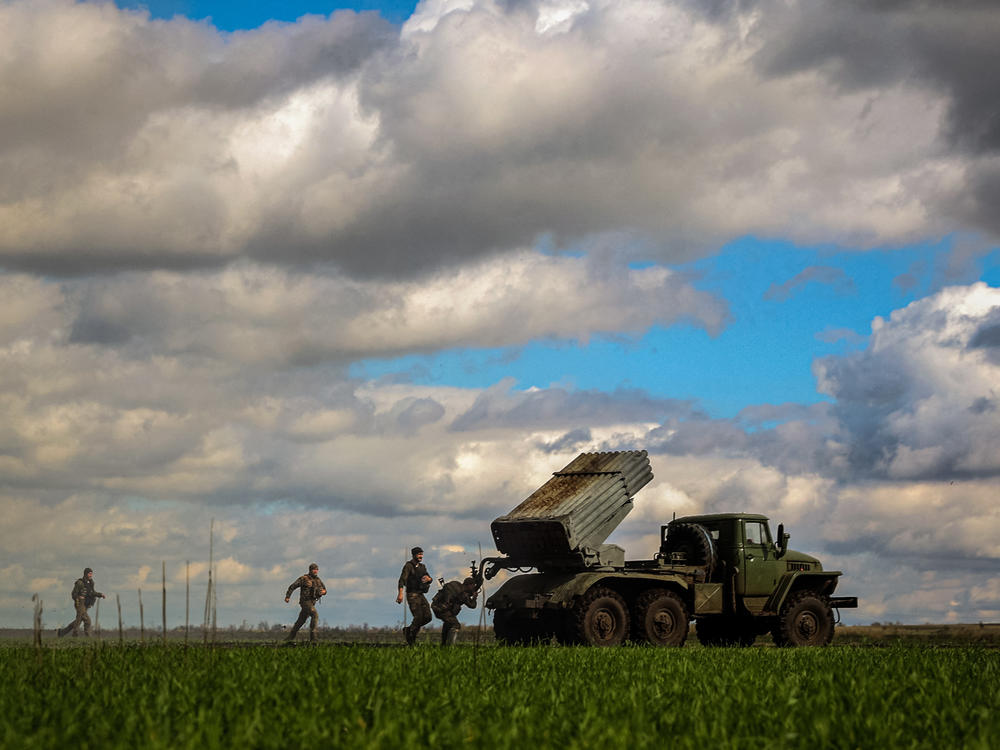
[765,571,842,614]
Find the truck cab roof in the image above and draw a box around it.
[672,512,770,525]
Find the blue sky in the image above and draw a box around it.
[2,0,999,630]
[121,0,419,27]
[354,237,999,416]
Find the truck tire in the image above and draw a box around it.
[695,617,756,647]
[632,589,689,646]
[661,523,716,575]
[571,587,629,646]
[773,591,834,647]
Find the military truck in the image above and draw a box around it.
[482,450,857,647]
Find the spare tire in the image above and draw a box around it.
[661,523,716,576]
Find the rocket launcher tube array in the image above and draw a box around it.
[490,451,652,563]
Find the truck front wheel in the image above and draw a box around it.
[572,587,629,646]
[633,589,689,646]
[773,592,834,647]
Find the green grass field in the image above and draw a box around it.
[3,642,997,749]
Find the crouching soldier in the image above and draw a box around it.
[431,577,478,646]
[284,563,326,643]
[58,567,105,637]
[396,546,432,645]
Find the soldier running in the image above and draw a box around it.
[431,577,479,646]
[57,567,105,637]
[396,546,432,645]
[284,563,327,643]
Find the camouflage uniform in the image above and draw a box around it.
[398,559,431,645]
[431,578,478,646]
[285,571,326,642]
[57,569,104,637]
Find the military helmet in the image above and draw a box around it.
[84,567,93,576]
[308,562,319,571]
[463,577,476,587]
[411,546,423,556]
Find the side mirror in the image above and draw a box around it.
[776,523,790,558]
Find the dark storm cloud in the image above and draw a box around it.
[755,0,1000,154]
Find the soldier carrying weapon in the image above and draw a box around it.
[431,561,482,646]
[397,546,432,645]
[284,562,327,643]
[57,567,105,637]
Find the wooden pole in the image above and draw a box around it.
[116,594,123,646]
[138,588,145,644]
[31,593,42,649]
[185,560,190,645]
[162,561,167,646]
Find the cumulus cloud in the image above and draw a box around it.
[34,252,727,366]
[1,0,997,276]
[816,282,1000,481]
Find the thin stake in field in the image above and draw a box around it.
[95,597,101,642]
[162,561,167,646]
[185,560,190,645]
[31,593,42,649]
[138,588,145,645]
[204,519,215,646]
[116,593,123,646]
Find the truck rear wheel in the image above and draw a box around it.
[633,589,689,646]
[572,587,629,646]
[773,591,834,647]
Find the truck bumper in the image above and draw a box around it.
[829,596,858,609]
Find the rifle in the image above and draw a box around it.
[469,560,484,591]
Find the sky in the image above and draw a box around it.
[1,0,999,633]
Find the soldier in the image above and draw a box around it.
[431,576,479,646]
[57,567,105,637]
[396,546,432,645]
[284,563,327,643]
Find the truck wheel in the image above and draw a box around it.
[633,589,689,646]
[774,592,834,647]
[572,587,629,646]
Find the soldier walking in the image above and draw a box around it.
[284,563,327,643]
[396,546,432,645]
[57,567,105,637]
[431,577,479,646]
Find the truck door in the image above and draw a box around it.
[740,520,783,608]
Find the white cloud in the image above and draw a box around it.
[1,1,995,275]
